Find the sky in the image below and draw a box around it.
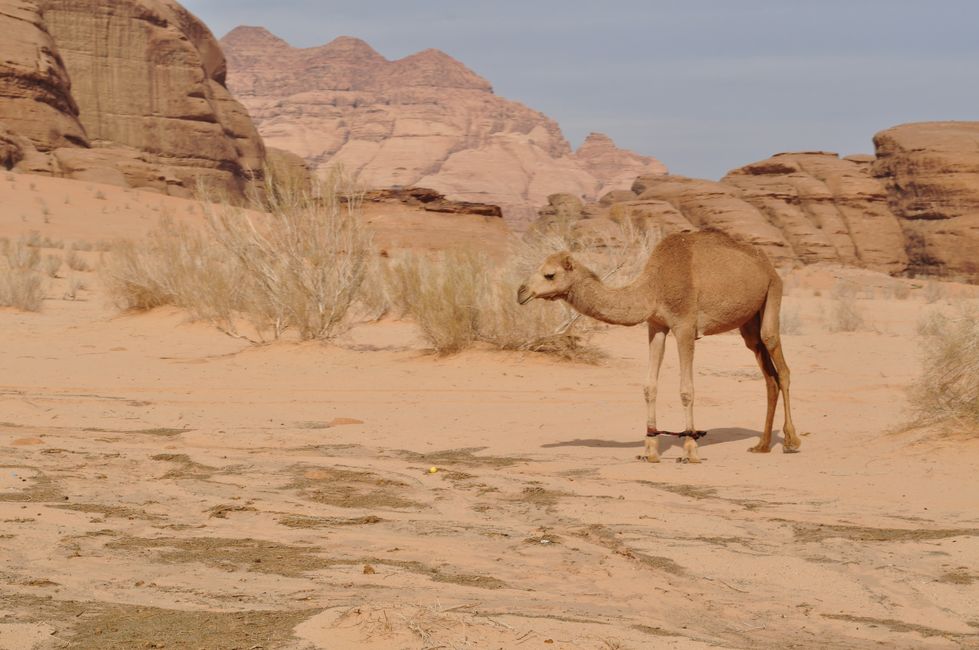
[183,1,979,180]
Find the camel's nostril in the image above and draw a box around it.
[517,285,531,305]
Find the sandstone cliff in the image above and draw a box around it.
[0,0,266,198]
[554,123,979,279]
[220,26,666,228]
[873,122,979,277]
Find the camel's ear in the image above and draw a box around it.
[560,253,574,272]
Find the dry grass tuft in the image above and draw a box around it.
[910,308,979,429]
[43,254,61,278]
[64,245,91,272]
[102,167,372,342]
[0,236,44,311]
[828,281,866,332]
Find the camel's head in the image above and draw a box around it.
[517,251,578,304]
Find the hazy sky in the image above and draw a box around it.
[183,1,978,179]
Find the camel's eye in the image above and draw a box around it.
[544,273,555,281]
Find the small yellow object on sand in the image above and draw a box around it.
[428,467,438,474]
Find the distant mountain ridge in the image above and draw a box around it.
[220,26,667,227]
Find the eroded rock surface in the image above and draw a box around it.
[0,0,266,197]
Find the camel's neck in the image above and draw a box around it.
[564,267,656,326]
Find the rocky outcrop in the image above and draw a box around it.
[362,187,503,218]
[553,123,979,279]
[360,187,510,256]
[220,26,666,228]
[873,122,979,277]
[0,0,266,198]
[722,152,908,274]
[574,132,668,196]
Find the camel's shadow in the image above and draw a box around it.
[541,427,773,451]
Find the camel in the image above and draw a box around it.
[517,229,800,463]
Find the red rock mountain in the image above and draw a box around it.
[220,26,667,227]
[0,0,266,198]
[557,122,979,279]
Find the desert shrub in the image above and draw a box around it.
[0,237,44,311]
[829,296,864,332]
[923,280,945,304]
[43,254,61,278]
[829,281,865,332]
[65,245,91,272]
[910,308,979,428]
[891,281,912,300]
[102,168,372,342]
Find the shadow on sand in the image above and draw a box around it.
[541,427,773,451]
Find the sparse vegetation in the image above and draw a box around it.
[923,280,945,304]
[43,254,62,278]
[829,281,866,332]
[0,236,44,311]
[103,168,373,342]
[910,308,979,428]
[65,245,91,272]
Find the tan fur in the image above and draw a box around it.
[518,230,801,462]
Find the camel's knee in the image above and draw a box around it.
[644,386,655,403]
[679,390,693,407]
[761,333,780,350]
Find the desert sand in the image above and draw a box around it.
[1,174,978,649]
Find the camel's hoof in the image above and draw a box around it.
[645,455,661,464]
[783,445,801,454]
[747,445,771,454]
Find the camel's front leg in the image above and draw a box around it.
[644,325,668,463]
[675,328,701,463]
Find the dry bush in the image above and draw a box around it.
[910,308,979,428]
[923,280,945,304]
[387,218,655,360]
[102,167,372,342]
[63,274,85,301]
[0,236,44,311]
[829,296,865,332]
[65,245,91,272]
[891,281,912,300]
[43,254,61,278]
[829,281,866,332]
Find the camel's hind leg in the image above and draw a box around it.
[740,315,778,453]
[760,284,801,453]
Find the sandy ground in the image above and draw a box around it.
[1,174,979,649]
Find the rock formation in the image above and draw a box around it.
[873,122,979,277]
[0,0,266,198]
[220,26,666,228]
[552,123,979,279]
